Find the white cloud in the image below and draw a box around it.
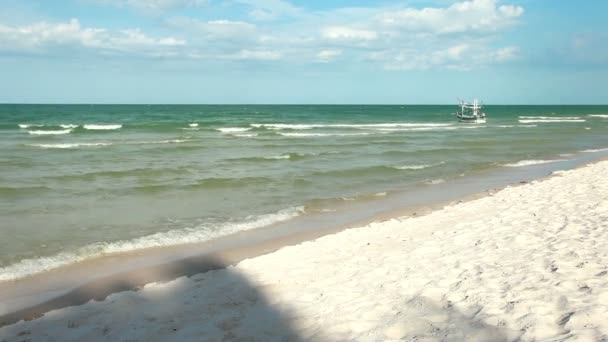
[0,0,524,70]
[316,49,342,63]
[376,0,523,34]
[232,49,282,60]
[322,27,378,41]
[167,17,257,41]
[93,0,207,11]
[493,46,519,62]
[0,19,185,55]
[370,44,520,70]
[234,0,301,21]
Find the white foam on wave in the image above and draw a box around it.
[394,161,445,170]
[29,142,112,149]
[189,123,199,127]
[518,119,585,123]
[0,206,305,282]
[133,139,191,145]
[496,124,537,128]
[28,129,72,135]
[426,179,446,185]
[264,154,291,160]
[251,123,452,130]
[374,126,482,132]
[504,159,566,167]
[519,116,581,120]
[233,133,258,138]
[278,132,374,137]
[217,127,252,133]
[588,114,608,118]
[18,124,44,128]
[83,124,122,130]
[581,148,608,153]
[60,124,79,129]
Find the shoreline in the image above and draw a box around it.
[1,155,607,340]
[1,152,607,327]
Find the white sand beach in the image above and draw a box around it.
[2,160,608,341]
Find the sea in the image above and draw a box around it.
[1,104,608,281]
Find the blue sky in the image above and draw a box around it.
[0,0,606,104]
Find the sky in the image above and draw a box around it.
[0,0,606,104]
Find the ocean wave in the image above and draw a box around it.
[518,119,586,123]
[251,123,453,130]
[518,116,581,120]
[133,139,191,145]
[425,179,446,185]
[264,154,291,160]
[83,124,122,130]
[581,148,608,153]
[588,114,608,118]
[373,126,482,132]
[28,142,112,149]
[188,123,199,127]
[233,133,258,138]
[278,132,374,137]
[504,159,566,167]
[18,124,44,128]
[496,124,537,128]
[393,161,445,170]
[28,129,72,135]
[262,152,315,160]
[217,127,252,133]
[0,206,304,282]
[60,124,79,129]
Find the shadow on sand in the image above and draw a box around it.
[0,254,515,341]
[0,255,308,340]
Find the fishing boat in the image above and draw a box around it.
[456,99,486,123]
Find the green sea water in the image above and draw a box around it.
[1,104,608,280]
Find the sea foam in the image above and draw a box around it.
[519,116,581,120]
[28,129,72,135]
[504,159,566,167]
[251,123,452,130]
[29,142,112,149]
[394,161,445,170]
[581,148,608,153]
[18,124,44,128]
[0,206,304,282]
[278,132,373,137]
[217,127,252,133]
[83,124,122,130]
[518,118,585,123]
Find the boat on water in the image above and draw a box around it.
[456,99,486,123]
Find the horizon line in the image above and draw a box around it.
[1,103,607,106]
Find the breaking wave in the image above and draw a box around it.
[0,206,305,282]
[83,124,122,130]
[278,132,374,137]
[28,142,112,149]
[504,159,566,167]
[217,127,252,133]
[393,161,445,170]
[251,123,452,130]
[28,129,72,135]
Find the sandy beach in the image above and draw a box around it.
[2,159,608,341]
